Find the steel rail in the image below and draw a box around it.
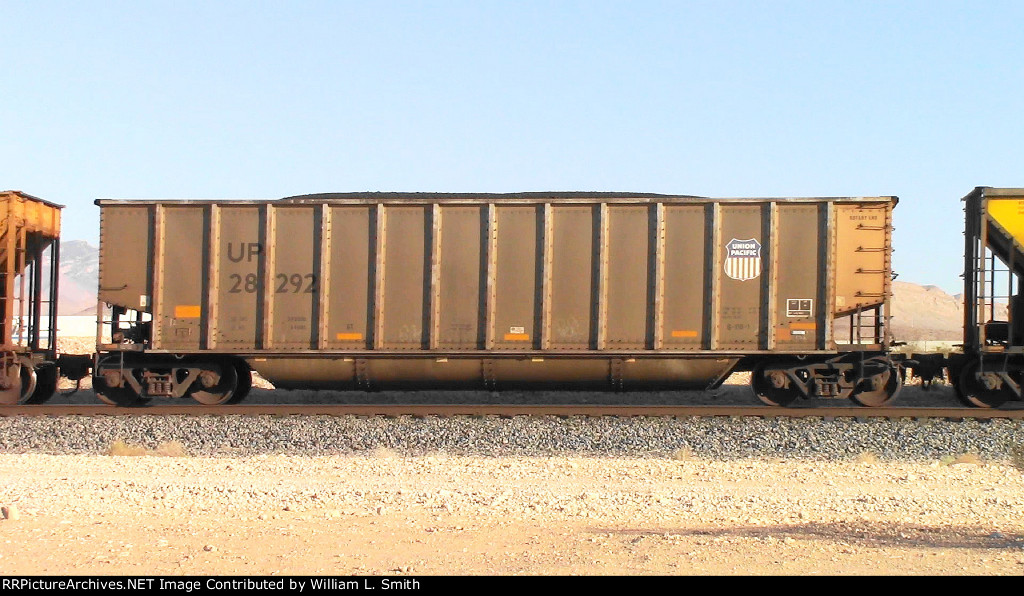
[1,404,1023,419]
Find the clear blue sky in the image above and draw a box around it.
[3,1,1022,294]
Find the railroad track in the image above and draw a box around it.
[2,404,1024,419]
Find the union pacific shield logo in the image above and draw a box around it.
[724,238,762,281]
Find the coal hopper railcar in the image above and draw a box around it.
[0,191,63,405]
[948,187,1024,407]
[92,192,900,406]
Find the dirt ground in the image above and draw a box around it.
[0,453,1022,576]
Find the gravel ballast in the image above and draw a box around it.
[20,369,1020,461]
[0,413,1020,461]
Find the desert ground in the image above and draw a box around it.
[0,452,1022,576]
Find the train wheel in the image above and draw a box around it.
[23,364,58,404]
[0,363,27,405]
[958,360,1016,409]
[751,362,801,407]
[190,362,239,405]
[227,362,252,404]
[93,372,147,406]
[850,366,902,407]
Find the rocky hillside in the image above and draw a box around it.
[57,240,100,315]
[889,280,1005,341]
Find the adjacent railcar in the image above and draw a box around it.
[0,191,63,404]
[93,192,900,406]
[952,187,1024,407]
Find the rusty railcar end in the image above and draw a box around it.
[0,191,63,405]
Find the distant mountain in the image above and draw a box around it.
[889,281,1006,341]
[57,240,99,315]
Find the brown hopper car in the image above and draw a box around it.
[93,192,900,406]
